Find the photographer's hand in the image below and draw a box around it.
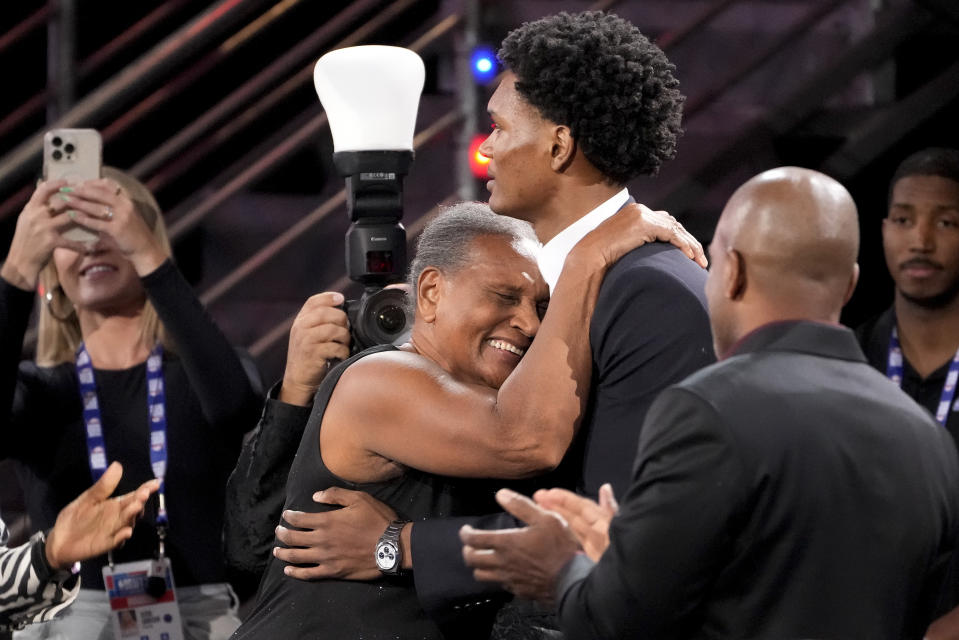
[274,487,400,580]
[279,293,351,406]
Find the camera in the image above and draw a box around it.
[314,46,425,353]
[342,287,410,352]
[335,149,414,352]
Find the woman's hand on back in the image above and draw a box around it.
[570,202,707,272]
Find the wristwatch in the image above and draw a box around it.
[375,520,409,575]
[32,530,80,582]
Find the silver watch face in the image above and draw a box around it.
[376,540,399,571]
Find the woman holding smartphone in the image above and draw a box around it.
[0,168,262,639]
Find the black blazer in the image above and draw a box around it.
[557,321,959,640]
[411,242,715,630]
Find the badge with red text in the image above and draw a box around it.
[102,558,183,640]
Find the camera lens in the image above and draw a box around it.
[351,288,411,351]
[52,149,63,160]
[64,143,75,154]
[376,304,406,333]
[51,136,62,147]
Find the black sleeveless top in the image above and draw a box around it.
[233,346,500,640]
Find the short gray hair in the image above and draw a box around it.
[408,201,540,303]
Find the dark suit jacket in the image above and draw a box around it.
[411,242,715,629]
[557,321,959,640]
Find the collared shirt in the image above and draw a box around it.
[537,188,629,292]
[856,307,959,443]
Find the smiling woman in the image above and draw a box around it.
[404,201,547,389]
[35,167,171,368]
[0,166,262,640]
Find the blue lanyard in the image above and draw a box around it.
[887,326,959,428]
[76,342,169,525]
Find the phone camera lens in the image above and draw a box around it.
[64,143,75,154]
[52,149,63,161]
[51,136,62,147]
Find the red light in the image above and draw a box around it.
[468,134,490,179]
[366,251,394,274]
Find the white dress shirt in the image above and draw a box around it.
[537,188,629,292]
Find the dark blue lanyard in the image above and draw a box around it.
[887,326,959,428]
[76,342,169,525]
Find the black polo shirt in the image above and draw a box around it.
[856,307,959,444]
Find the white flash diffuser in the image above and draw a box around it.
[314,45,425,152]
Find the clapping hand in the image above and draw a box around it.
[44,462,159,570]
[533,483,618,562]
[459,488,580,605]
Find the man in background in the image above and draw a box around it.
[856,147,959,638]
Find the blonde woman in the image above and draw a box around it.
[0,168,262,639]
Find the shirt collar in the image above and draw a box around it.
[537,189,630,292]
[725,320,866,364]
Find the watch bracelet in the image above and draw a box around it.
[377,519,411,575]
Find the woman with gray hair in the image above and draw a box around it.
[232,199,685,640]
[405,200,541,294]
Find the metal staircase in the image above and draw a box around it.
[0,0,957,380]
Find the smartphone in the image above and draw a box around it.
[42,128,102,243]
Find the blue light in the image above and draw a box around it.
[470,45,497,82]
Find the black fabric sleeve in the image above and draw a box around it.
[0,277,36,457]
[412,513,517,632]
[223,382,311,576]
[554,553,594,605]
[141,259,262,432]
[557,388,746,640]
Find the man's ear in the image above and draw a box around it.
[726,248,747,300]
[843,263,860,306]
[550,125,575,173]
[417,267,443,323]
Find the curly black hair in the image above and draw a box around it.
[498,11,684,184]
[889,147,959,202]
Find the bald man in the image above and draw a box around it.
[460,167,959,640]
